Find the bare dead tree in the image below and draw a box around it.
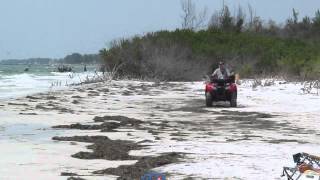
[181,0,196,29]
[234,5,246,32]
[253,16,263,32]
[236,5,246,23]
[181,0,208,30]
[208,11,221,29]
[247,3,254,30]
[195,6,208,29]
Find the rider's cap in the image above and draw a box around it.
[219,61,224,65]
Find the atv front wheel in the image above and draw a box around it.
[230,92,237,107]
[205,92,213,107]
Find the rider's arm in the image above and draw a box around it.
[226,69,231,77]
[212,69,219,77]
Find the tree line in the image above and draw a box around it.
[99,1,320,81]
[0,53,102,65]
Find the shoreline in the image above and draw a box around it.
[0,80,320,179]
[0,81,188,179]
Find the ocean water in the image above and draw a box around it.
[0,64,99,99]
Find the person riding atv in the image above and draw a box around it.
[205,61,237,107]
[212,61,230,80]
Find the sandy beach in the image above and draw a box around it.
[2,0,320,179]
[0,80,320,180]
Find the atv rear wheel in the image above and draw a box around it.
[205,92,213,107]
[230,92,237,107]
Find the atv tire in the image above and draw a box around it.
[230,92,237,107]
[205,92,213,107]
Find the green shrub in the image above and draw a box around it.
[100,29,320,81]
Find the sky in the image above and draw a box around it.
[0,0,319,60]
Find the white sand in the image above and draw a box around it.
[0,80,319,179]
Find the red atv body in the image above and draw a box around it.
[205,77,237,107]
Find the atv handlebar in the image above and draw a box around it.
[210,75,235,83]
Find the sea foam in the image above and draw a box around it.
[0,72,100,100]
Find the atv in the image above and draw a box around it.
[205,75,237,107]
